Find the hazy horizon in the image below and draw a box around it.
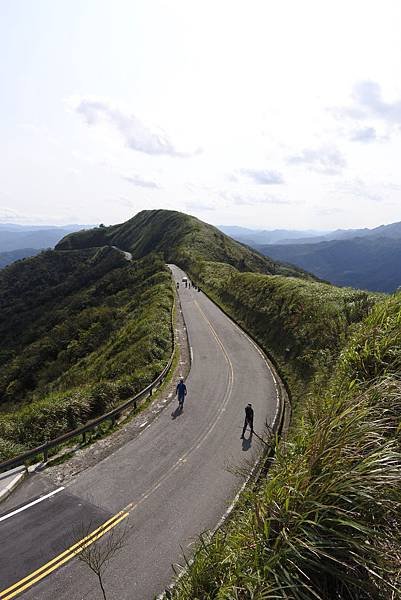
[0,213,397,234]
[2,1,401,229]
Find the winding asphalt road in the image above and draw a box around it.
[0,266,279,600]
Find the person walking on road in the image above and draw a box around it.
[176,376,187,409]
[241,403,254,438]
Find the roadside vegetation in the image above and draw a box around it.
[190,260,380,403]
[0,248,173,461]
[169,263,401,599]
[2,208,399,598]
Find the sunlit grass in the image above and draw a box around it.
[170,272,400,599]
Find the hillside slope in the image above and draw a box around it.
[0,247,173,460]
[194,261,379,400]
[260,236,401,292]
[172,272,400,600]
[56,210,314,279]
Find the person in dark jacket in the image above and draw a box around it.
[176,377,187,408]
[241,403,254,438]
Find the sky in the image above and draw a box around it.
[1,0,401,230]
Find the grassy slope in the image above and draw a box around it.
[56,209,314,279]
[171,287,401,600]
[0,248,173,460]
[194,261,379,401]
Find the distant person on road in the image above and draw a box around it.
[241,403,254,438]
[176,376,187,409]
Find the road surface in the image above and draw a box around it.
[0,266,280,600]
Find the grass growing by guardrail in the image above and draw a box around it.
[170,292,401,600]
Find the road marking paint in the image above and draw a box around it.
[0,511,129,600]
[157,287,281,600]
[118,298,235,521]
[0,487,65,524]
[2,267,273,599]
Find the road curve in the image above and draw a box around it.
[0,266,279,600]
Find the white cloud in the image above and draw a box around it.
[331,179,384,204]
[351,81,401,124]
[350,127,377,143]
[287,146,346,175]
[236,168,284,185]
[221,191,292,207]
[74,98,199,157]
[122,174,160,189]
[337,81,401,142]
[184,199,217,212]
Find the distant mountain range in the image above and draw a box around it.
[3,218,401,291]
[0,248,40,269]
[220,221,401,293]
[0,224,92,253]
[0,223,92,232]
[219,221,401,246]
[218,226,327,245]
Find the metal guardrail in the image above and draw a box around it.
[0,295,177,474]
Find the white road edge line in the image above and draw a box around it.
[0,487,65,523]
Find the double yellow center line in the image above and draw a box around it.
[1,293,234,599]
[0,510,129,599]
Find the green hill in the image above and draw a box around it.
[0,246,173,460]
[56,209,313,279]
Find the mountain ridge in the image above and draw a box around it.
[56,209,316,280]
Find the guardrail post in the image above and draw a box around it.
[149,388,153,397]
[82,431,86,444]
[43,447,48,462]
[134,399,137,411]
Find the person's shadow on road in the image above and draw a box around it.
[241,434,252,451]
[171,405,183,420]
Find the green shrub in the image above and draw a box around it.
[0,250,174,461]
